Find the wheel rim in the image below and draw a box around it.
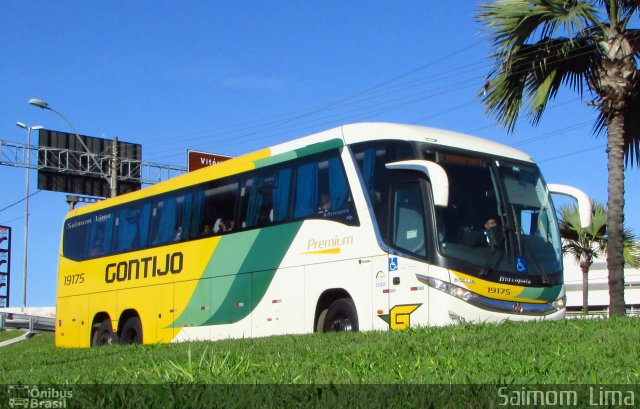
[124,330,139,344]
[330,317,353,332]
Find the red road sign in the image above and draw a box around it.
[187,150,232,172]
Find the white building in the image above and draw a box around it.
[564,255,640,313]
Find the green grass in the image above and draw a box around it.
[1,318,639,385]
[0,329,26,342]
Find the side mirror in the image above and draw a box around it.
[548,184,592,228]
[385,160,449,207]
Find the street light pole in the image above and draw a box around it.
[28,98,116,198]
[16,122,43,311]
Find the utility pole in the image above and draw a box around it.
[110,136,118,198]
[16,123,42,310]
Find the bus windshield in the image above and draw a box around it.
[433,152,562,283]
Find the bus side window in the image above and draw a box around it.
[291,152,357,225]
[293,162,318,219]
[114,206,143,253]
[87,211,114,259]
[191,186,209,237]
[316,156,355,222]
[202,179,239,235]
[63,215,97,261]
[193,182,222,237]
[352,141,413,238]
[148,190,192,246]
[391,182,427,257]
[241,171,276,229]
[236,151,356,229]
[271,168,292,223]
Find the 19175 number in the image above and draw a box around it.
[64,273,85,286]
[487,286,511,295]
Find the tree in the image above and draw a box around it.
[623,233,640,267]
[478,0,640,316]
[560,202,608,314]
[559,202,607,314]
[560,201,639,314]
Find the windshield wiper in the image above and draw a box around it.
[510,204,523,256]
[520,237,552,285]
[510,204,551,285]
[479,225,506,276]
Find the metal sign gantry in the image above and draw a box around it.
[0,139,186,185]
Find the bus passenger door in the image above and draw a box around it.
[385,181,430,330]
[56,294,89,348]
[155,283,175,343]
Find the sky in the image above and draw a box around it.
[1,1,638,308]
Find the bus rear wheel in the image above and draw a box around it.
[119,317,143,345]
[318,298,358,332]
[91,319,116,346]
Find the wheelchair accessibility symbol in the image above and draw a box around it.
[516,257,528,273]
[389,257,398,272]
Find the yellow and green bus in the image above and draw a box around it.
[56,122,591,347]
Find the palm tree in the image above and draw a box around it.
[559,202,607,314]
[560,201,640,314]
[623,234,640,267]
[478,1,640,316]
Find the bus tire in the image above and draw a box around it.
[319,298,358,332]
[119,316,143,345]
[316,308,328,333]
[91,319,117,347]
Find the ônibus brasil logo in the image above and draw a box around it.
[7,385,72,408]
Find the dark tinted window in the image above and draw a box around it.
[352,141,414,242]
[391,182,427,257]
[148,190,192,246]
[63,216,94,261]
[192,179,239,237]
[63,149,357,261]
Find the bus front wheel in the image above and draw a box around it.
[119,317,143,345]
[318,298,358,333]
[91,319,117,347]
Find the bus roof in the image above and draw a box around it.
[340,122,533,163]
[66,122,533,217]
[267,123,533,163]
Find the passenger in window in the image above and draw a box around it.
[317,193,331,217]
[201,224,212,236]
[174,227,183,241]
[223,219,235,232]
[213,218,223,234]
[214,218,235,233]
[91,242,104,258]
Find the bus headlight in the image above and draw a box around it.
[426,277,478,303]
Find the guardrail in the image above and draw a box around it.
[565,307,640,319]
[0,312,55,332]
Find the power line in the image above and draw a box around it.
[142,30,639,163]
[538,144,605,163]
[145,71,492,160]
[511,121,593,147]
[0,215,26,224]
[465,97,584,135]
[143,44,493,158]
[0,191,41,215]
